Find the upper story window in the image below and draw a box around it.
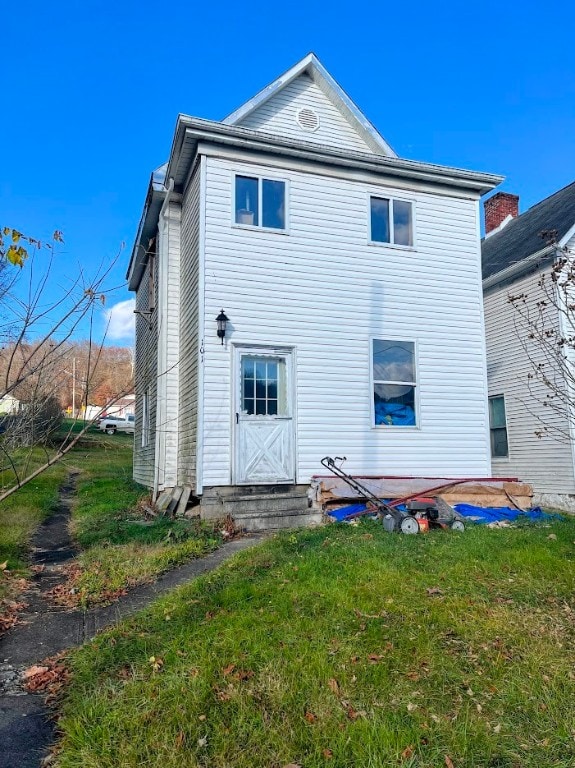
[235,175,286,230]
[372,339,417,427]
[370,196,413,247]
[488,395,508,458]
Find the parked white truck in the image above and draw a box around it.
[98,414,135,435]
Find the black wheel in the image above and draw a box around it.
[105,426,116,435]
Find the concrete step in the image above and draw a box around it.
[222,493,309,514]
[205,484,305,499]
[232,508,323,532]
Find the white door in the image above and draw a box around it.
[234,349,295,484]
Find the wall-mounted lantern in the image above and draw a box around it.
[216,309,229,345]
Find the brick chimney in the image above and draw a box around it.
[484,192,519,234]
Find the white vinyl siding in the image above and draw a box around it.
[484,268,575,493]
[236,73,374,154]
[154,200,181,491]
[199,154,490,485]
[178,164,202,487]
[133,248,158,487]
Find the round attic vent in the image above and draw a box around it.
[296,107,320,132]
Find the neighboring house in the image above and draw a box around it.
[0,395,20,415]
[482,183,575,508]
[127,53,501,527]
[105,394,136,419]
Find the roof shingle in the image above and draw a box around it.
[482,181,575,281]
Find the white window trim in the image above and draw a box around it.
[367,192,417,250]
[231,172,290,234]
[488,393,510,460]
[370,336,420,430]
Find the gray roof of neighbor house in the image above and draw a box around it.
[482,181,575,281]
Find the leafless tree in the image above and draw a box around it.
[0,229,133,499]
[508,231,575,441]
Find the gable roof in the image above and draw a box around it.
[223,53,396,157]
[482,181,575,282]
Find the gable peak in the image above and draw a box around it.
[223,53,396,158]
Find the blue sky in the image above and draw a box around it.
[2,0,574,343]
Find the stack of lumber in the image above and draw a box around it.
[310,476,533,512]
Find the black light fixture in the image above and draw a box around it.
[216,309,229,345]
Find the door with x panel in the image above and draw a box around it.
[234,350,294,484]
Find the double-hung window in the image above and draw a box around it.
[370,196,413,246]
[372,339,417,426]
[235,175,286,230]
[488,395,508,458]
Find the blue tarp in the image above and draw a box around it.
[374,402,416,426]
[329,502,561,525]
[453,504,559,524]
[329,503,369,521]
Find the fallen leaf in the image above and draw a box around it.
[401,745,414,759]
[426,587,444,596]
[222,663,236,676]
[233,668,254,681]
[282,764,302,768]
[493,724,502,733]
[305,711,317,723]
[175,731,185,748]
[406,671,420,681]
[547,534,557,540]
[197,736,207,747]
[368,653,385,663]
[407,702,418,712]
[23,665,49,679]
[0,561,8,570]
[445,757,455,768]
[328,678,340,695]
[323,748,333,758]
[198,714,206,721]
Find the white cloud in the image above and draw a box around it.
[104,298,135,342]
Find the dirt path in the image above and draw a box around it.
[0,474,264,768]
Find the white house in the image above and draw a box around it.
[127,54,502,528]
[482,183,575,510]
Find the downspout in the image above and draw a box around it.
[153,177,175,501]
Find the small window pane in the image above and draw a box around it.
[243,398,254,415]
[268,399,278,416]
[374,384,416,426]
[235,176,259,226]
[373,340,415,383]
[243,358,254,377]
[255,361,266,380]
[491,428,508,458]
[262,180,285,229]
[393,200,413,246]
[243,379,254,398]
[267,380,277,399]
[255,399,266,415]
[255,379,266,398]
[370,197,390,243]
[489,396,506,428]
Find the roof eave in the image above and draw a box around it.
[169,118,502,195]
[126,182,165,291]
[482,244,555,292]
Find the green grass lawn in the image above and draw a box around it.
[0,459,68,602]
[0,424,220,609]
[55,517,575,768]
